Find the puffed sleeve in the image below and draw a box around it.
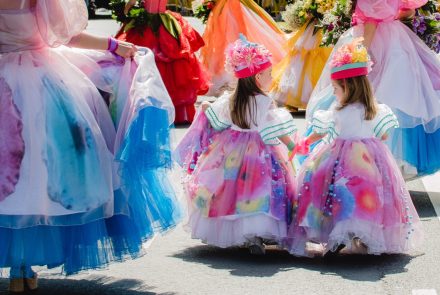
[205,95,232,131]
[258,107,297,145]
[371,104,399,138]
[36,0,88,47]
[354,0,400,24]
[310,109,340,143]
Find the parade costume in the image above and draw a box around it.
[271,0,336,109]
[306,0,440,179]
[200,0,286,95]
[0,0,180,279]
[114,0,210,124]
[286,40,423,257]
[174,37,296,249]
[271,22,332,109]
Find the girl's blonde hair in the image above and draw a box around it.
[230,76,264,129]
[335,75,377,120]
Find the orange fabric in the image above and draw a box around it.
[200,0,286,79]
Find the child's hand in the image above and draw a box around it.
[296,138,311,155]
[201,101,211,112]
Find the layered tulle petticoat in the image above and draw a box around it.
[201,0,286,95]
[271,23,332,109]
[306,0,440,179]
[116,9,210,124]
[0,0,181,276]
[175,109,296,248]
[287,138,423,256]
[286,103,423,257]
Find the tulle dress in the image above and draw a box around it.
[306,0,440,179]
[174,94,296,247]
[271,22,332,109]
[286,103,423,257]
[0,0,180,276]
[201,0,287,95]
[115,1,210,124]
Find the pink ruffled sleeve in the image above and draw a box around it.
[354,0,400,24]
[36,0,88,47]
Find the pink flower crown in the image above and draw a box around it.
[225,34,272,79]
[330,38,372,80]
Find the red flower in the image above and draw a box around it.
[207,2,214,10]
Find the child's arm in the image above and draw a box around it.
[306,132,326,145]
[201,101,211,112]
[279,135,296,152]
[381,133,389,141]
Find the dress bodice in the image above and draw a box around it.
[0,8,45,53]
[0,0,88,53]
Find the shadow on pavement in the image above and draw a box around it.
[172,241,419,281]
[0,275,175,295]
[410,190,438,219]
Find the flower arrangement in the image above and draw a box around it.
[225,34,272,78]
[192,0,216,24]
[401,0,440,53]
[317,0,354,47]
[110,0,181,39]
[330,38,371,79]
[330,38,369,68]
[281,0,336,32]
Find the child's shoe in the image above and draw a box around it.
[248,237,266,255]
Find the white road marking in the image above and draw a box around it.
[412,289,438,295]
[421,172,440,221]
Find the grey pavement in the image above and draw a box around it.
[0,18,437,295]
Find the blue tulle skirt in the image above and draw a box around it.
[0,106,181,277]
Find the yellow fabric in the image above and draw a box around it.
[271,22,332,109]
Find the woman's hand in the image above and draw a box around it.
[124,0,137,15]
[115,40,138,58]
[398,9,416,21]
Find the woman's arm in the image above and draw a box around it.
[124,0,137,14]
[68,32,137,58]
[362,22,377,49]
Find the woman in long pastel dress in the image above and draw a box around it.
[175,36,297,254]
[286,40,423,257]
[270,1,334,110]
[306,0,440,179]
[200,0,287,95]
[0,0,180,292]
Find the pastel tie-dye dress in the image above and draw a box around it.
[287,103,423,257]
[175,94,297,247]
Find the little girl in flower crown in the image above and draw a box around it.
[286,39,423,257]
[175,35,297,254]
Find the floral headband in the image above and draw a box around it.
[225,34,272,79]
[330,38,371,80]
